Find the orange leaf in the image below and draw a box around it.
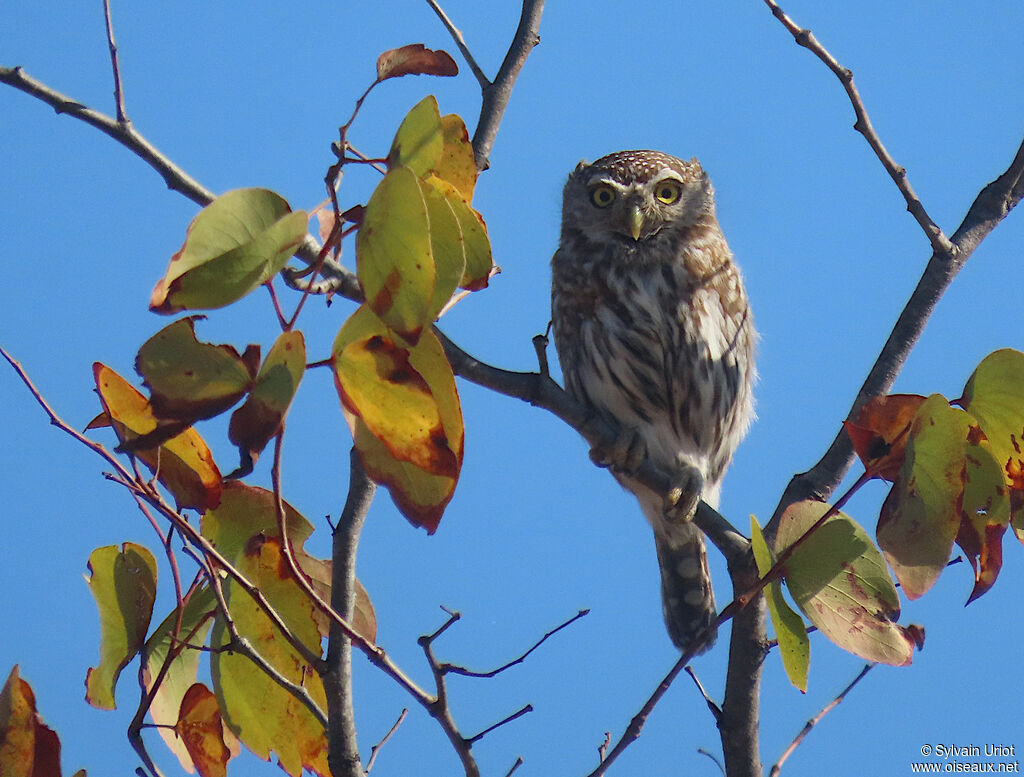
[844,394,926,480]
[376,44,458,81]
[93,363,222,511]
[0,666,66,777]
[176,684,231,777]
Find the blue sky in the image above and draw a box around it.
[2,2,1023,776]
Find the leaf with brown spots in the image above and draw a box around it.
[150,188,307,314]
[356,166,434,344]
[92,363,222,511]
[176,684,231,777]
[227,331,305,477]
[85,544,157,710]
[777,500,918,667]
[134,318,256,442]
[844,394,926,481]
[956,430,1010,602]
[333,305,461,479]
[877,394,972,599]
[376,44,458,82]
[0,667,73,777]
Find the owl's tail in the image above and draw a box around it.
[654,523,717,654]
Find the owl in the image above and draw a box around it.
[551,150,755,654]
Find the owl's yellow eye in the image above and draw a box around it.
[655,181,682,205]
[590,185,616,208]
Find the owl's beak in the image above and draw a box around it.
[628,205,644,241]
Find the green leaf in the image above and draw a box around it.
[961,348,1024,491]
[204,484,330,777]
[150,188,308,314]
[228,330,306,476]
[877,394,968,599]
[85,543,158,709]
[356,166,435,343]
[136,317,255,426]
[957,432,1011,602]
[751,516,809,692]
[419,176,467,319]
[423,174,493,295]
[778,501,917,667]
[142,586,218,773]
[386,95,443,176]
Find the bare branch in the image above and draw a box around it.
[324,447,377,777]
[762,0,953,257]
[418,618,481,777]
[760,4,1024,528]
[424,0,490,89]
[0,65,355,291]
[504,757,525,777]
[364,708,408,775]
[768,664,875,776]
[470,0,545,170]
[466,704,533,745]
[101,0,129,123]
[442,609,589,679]
[771,133,1024,527]
[684,665,722,723]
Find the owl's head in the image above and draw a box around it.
[560,150,714,247]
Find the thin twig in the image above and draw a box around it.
[762,0,953,257]
[769,663,875,776]
[418,616,481,777]
[363,708,407,775]
[466,704,533,745]
[101,0,129,123]
[684,666,722,723]
[424,0,490,89]
[698,748,727,776]
[442,609,589,678]
[504,757,525,777]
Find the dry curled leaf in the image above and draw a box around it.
[376,44,458,81]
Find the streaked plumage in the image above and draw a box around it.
[551,150,755,652]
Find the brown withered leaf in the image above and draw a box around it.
[376,44,458,82]
[844,394,927,480]
[176,683,231,777]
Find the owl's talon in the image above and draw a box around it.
[665,465,703,523]
[586,422,647,475]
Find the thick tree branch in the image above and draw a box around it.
[771,134,1024,527]
[324,448,377,777]
[760,4,1024,529]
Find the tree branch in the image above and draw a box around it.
[468,0,545,171]
[324,448,377,777]
[101,0,129,124]
[760,3,1024,529]
[771,135,1024,527]
[0,65,354,290]
[768,664,875,776]
[761,0,953,257]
